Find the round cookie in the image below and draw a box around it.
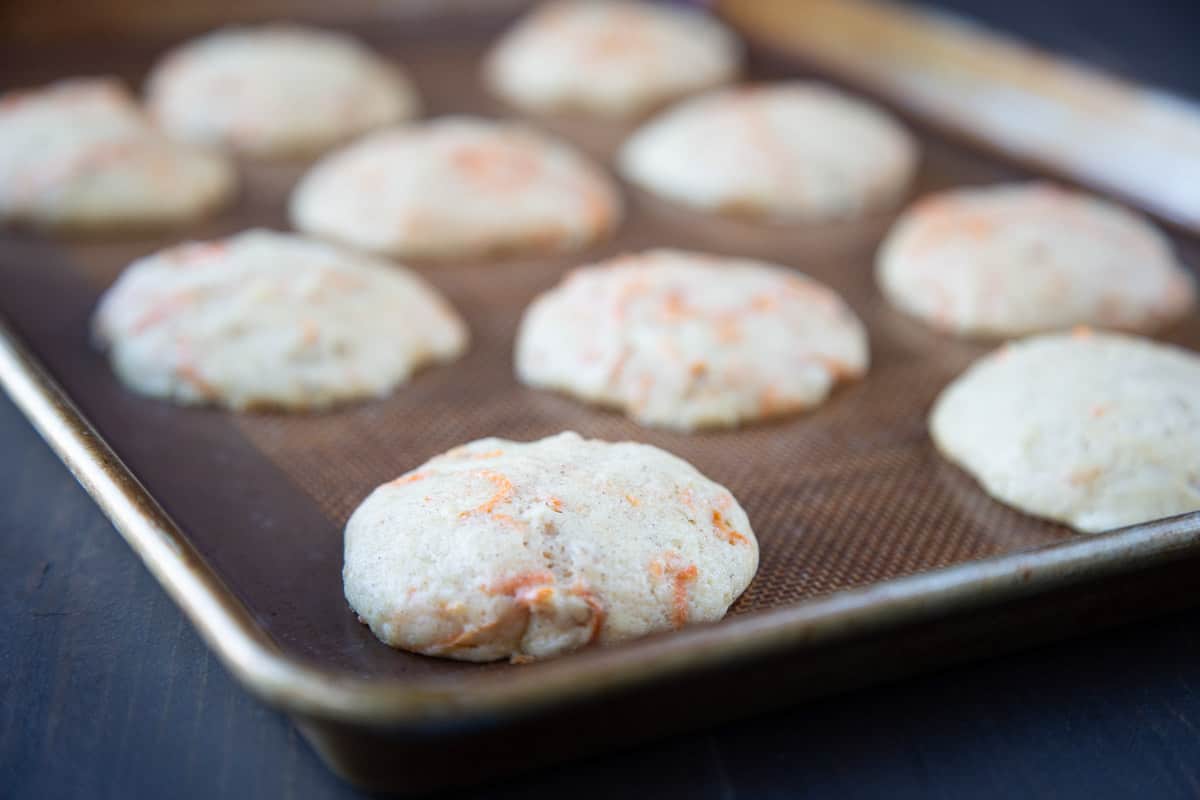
[344,431,758,662]
[878,183,1196,338]
[618,82,917,221]
[147,25,419,158]
[93,229,468,410]
[0,77,234,232]
[289,116,621,260]
[485,0,741,119]
[931,330,1200,533]
[515,249,868,430]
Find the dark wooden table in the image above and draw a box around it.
[4,2,1200,797]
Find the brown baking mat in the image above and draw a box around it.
[2,25,1199,683]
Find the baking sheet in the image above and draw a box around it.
[2,10,1200,790]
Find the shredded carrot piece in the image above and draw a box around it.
[962,215,993,238]
[661,290,691,319]
[625,494,640,507]
[489,512,525,530]
[759,386,789,416]
[487,570,556,596]
[177,363,216,399]
[582,185,614,231]
[1068,466,1104,486]
[168,241,227,265]
[131,292,196,334]
[671,564,698,629]
[716,318,741,343]
[388,470,430,487]
[517,585,556,606]
[810,354,861,381]
[677,487,696,510]
[434,616,506,649]
[547,496,564,512]
[712,510,749,546]
[448,448,504,460]
[649,553,699,629]
[452,144,540,193]
[300,319,320,346]
[569,584,607,644]
[459,469,514,519]
[174,341,216,399]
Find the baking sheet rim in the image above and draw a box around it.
[4,311,1200,727]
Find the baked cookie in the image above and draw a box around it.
[485,0,741,119]
[344,431,758,662]
[0,77,234,231]
[289,116,621,260]
[147,25,419,158]
[516,249,868,430]
[931,329,1200,533]
[93,229,467,410]
[878,183,1195,337]
[618,82,917,221]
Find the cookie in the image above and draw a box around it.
[0,77,234,232]
[147,25,419,158]
[931,329,1200,533]
[618,82,917,221]
[289,116,621,260]
[485,0,741,119]
[516,249,868,430]
[343,431,758,662]
[878,183,1196,337]
[93,229,467,410]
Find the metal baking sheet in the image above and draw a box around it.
[2,6,1199,793]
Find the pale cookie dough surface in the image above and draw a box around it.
[289,116,621,260]
[92,229,468,410]
[147,25,419,158]
[618,82,917,221]
[878,183,1196,338]
[0,77,234,231]
[931,330,1200,533]
[343,431,758,662]
[485,0,741,118]
[516,249,868,430]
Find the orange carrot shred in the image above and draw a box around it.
[388,470,430,487]
[671,564,698,629]
[569,584,607,644]
[712,510,749,545]
[1068,466,1104,486]
[459,469,514,519]
[488,570,555,596]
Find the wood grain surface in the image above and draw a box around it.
[4,1,1200,797]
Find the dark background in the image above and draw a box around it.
[4,1,1200,797]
